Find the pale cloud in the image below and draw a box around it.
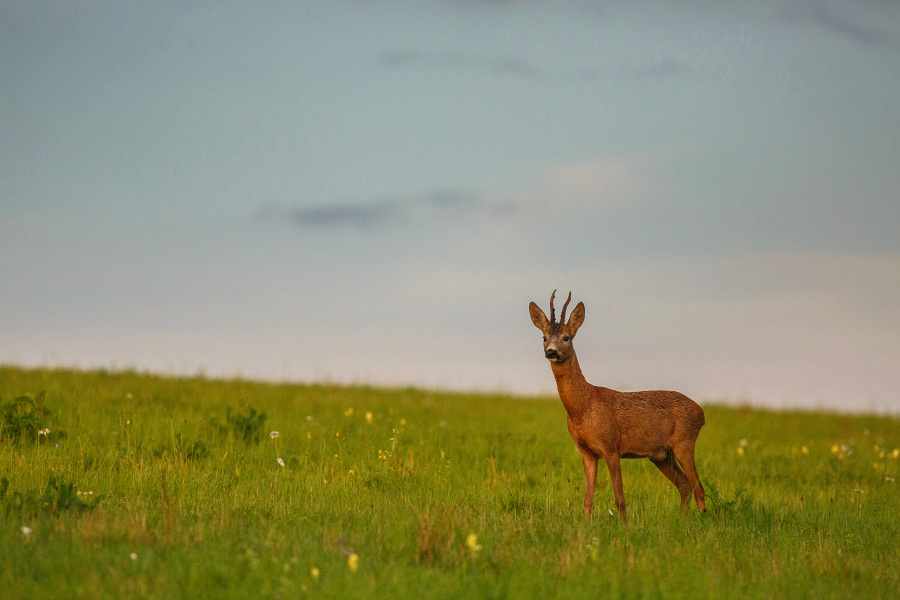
[545,158,637,192]
[538,155,661,209]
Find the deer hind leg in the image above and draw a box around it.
[580,451,599,519]
[603,454,627,522]
[650,453,692,515]
[672,443,706,512]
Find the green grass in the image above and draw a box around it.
[2,366,899,599]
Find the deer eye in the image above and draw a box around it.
[562,336,570,342]
[542,336,547,342]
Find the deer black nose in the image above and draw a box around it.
[545,349,559,360]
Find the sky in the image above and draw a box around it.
[2,0,899,414]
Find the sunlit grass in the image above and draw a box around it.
[1,366,899,599]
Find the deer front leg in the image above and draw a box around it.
[604,454,627,522]
[580,451,598,518]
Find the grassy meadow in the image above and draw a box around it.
[1,366,899,599]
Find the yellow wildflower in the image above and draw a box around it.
[365,412,373,424]
[347,553,359,572]
[466,533,482,554]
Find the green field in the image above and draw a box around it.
[1,366,898,599]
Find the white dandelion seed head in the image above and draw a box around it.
[21,526,32,537]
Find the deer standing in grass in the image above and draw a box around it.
[529,290,706,521]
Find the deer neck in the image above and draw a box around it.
[550,352,591,418]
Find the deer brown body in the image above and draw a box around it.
[529,291,706,521]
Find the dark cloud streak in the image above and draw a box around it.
[381,50,541,79]
[261,189,515,230]
[289,200,402,229]
[380,49,688,82]
[782,6,896,47]
[809,7,894,46]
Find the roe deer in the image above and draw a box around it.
[529,290,706,521]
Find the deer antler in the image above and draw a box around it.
[560,291,573,324]
[549,289,557,323]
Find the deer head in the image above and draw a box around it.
[529,290,585,363]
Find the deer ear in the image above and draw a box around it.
[529,302,550,332]
[566,302,586,335]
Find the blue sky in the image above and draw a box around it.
[2,1,899,412]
